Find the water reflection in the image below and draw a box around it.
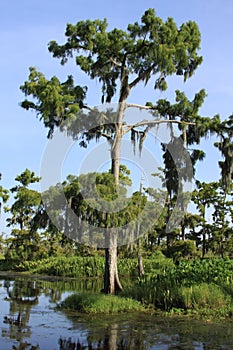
[0,276,233,350]
[63,311,233,350]
[1,276,102,350]
[58,326,149,350]
[2,279,38,349]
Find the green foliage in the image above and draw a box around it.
[20,68,86,138]
[191,181,233,257]
[196,305,233,321]
[6,169,41,226]
[60,292,145,313]
[124,258,233,314]
[192,181,219,216]
[166,240,197,260]
[4,169,43,263]
[49,8,202,99]
[14,256,139,277]
[13,168,40,188]
[214,114,233,193]
[21,8,203,141]
[165,258,233,286]
[187,283,228,309]
[17,256,105,277]
[5,253,173,279]
[0,173,9,214]
[41,170,149,252]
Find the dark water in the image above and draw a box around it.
[0,274,233,350]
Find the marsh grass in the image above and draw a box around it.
[179,283,230,309]
[60,292,146,314]
[123,279,233,316]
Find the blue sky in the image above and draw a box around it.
[1,1,233,205]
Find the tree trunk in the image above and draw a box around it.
[202,210,206,258]
[166,232,171,248]
[103,102,126,294]
[138,253,145,279]
[111,102,125,185]
[181,223,186,241]
[202,231,206,258]
[104,233,122,294]
[111,136,121,186]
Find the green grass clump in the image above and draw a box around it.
[60,292,145,314]
[124,278,233,315]
[179,283,230,310]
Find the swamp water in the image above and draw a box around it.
[0,274,233,349]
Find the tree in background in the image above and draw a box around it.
[191,181,219,257]
[0,173,9,213]
[214,115,233,194]
[5,169,42,262]
[209,183,233,257]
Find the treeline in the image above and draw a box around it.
[0,167,232,269]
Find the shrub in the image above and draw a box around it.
[60,292,145,314]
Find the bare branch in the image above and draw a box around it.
[98,132,113,143]
[123,119,195,135]
[82,105,94,112]
[109,57,122,68]
[126,103,155,110]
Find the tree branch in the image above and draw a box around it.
[123,119,195,135]
[109,57,122,68]
[129,64,156,89]
[97,131,113,143]
[126,103,155,110]
[82,105,94,112]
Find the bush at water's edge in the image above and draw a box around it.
[59,292,146,314]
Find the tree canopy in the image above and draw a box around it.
[20,8,203,137]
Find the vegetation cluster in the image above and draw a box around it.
[59,292,144,313]
[0,8,233,318]
[123,257,233,318]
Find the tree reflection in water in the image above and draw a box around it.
[1,277,104,350]
[2,279,40,350]
[59,323,149,350]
